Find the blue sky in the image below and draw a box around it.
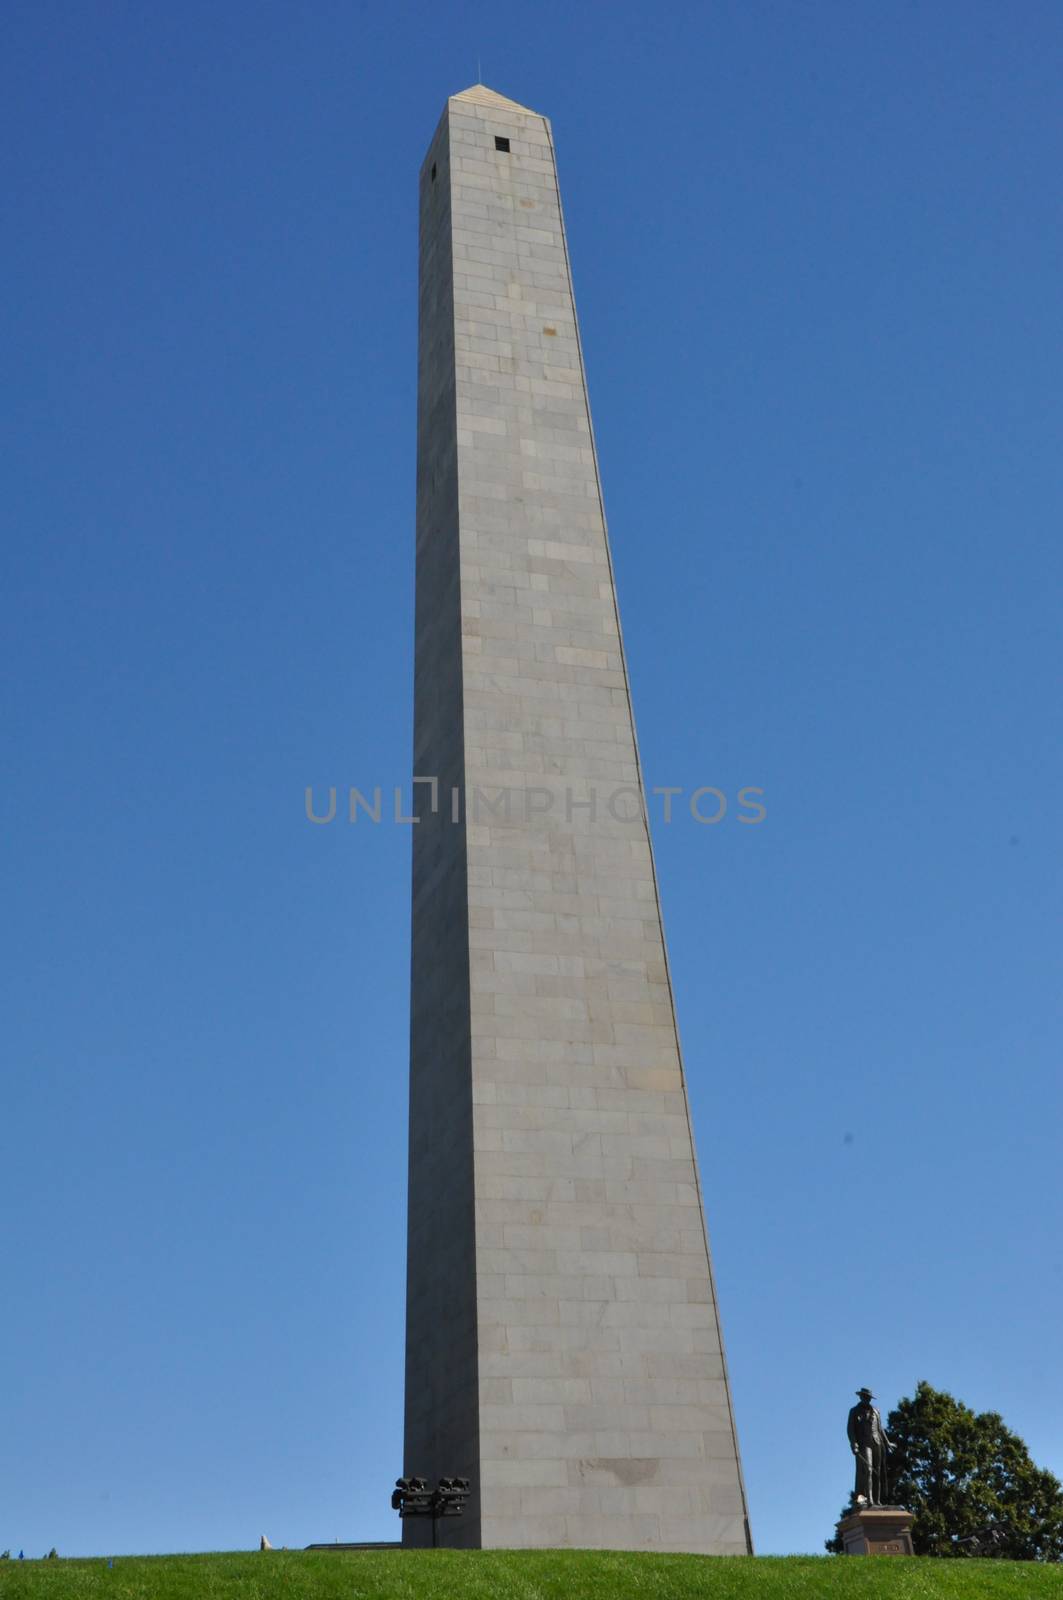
[2,0,1061,1561]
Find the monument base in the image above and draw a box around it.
[837,1506,915,1555]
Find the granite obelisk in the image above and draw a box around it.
[404,85,750,1554]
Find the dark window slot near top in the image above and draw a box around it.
[495,136,510,152]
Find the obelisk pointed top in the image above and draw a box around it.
[452,83,539,116]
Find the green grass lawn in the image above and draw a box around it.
[0,1549,1058,1600]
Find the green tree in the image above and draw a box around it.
[826,1381,1063,1559]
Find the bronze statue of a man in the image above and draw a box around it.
[847,1387,894,1506]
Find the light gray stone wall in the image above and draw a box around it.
[405,87,750,1554]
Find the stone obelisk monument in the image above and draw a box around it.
[405,85,750,1554]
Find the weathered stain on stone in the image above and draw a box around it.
[577,1458,661,1487]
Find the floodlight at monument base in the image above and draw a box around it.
[391,1477,431,1515]
[436,1477,471,1513]
[391,1475,471,1540]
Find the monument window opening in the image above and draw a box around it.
[431,163,437,181]
[494,136,510,152]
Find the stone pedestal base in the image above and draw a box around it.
[837,1506,915,1555]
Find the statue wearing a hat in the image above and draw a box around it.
[847,1388,894,1506]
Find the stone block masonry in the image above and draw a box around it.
[404,84,751,1554]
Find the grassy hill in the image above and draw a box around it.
[0,1549,1058,1600]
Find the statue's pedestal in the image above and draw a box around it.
[837,1506,915,1555]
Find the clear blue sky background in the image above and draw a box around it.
[2,0,1060,1561]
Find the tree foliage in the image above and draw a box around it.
[826,1381,1063,1559]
